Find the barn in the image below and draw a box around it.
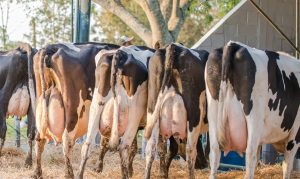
[192,0,300,170]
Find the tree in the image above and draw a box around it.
[0,0,10,49]
[92,0,240,47]
[93,0,193,47]
[21,0,72,47]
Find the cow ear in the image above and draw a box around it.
[154,41,161,50]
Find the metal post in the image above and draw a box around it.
[296,0,299,58]
[249,0,300,54]
[75,0,91,43]
[71,0,74,42]
[14,116,20,148]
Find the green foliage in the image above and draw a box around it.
[22,0,72,47]
[216,0,241,17]
[91,1,147,45]
[6,116,27,140]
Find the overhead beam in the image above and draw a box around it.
[249,0,300,55]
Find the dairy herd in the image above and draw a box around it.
[0,41,299,179]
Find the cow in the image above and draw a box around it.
[77,45,154,179]
[144,43,209,179]
[205,41,300,179]
[0,43,36,167]
[32,42,119,179]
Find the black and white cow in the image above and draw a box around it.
[77,45,154,179]
[33,43,119,178]
[205,41,300,179]
[0,43,36,167]
[144,43,209,179]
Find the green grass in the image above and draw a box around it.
[6,116,27,140]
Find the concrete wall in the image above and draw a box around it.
[192,0,296,55]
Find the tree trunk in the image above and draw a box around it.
[31,18,37,48]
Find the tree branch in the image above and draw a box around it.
[168,0,189,40]
[159,0,172,22]
[134,0,173,46]
[93,0,152,46]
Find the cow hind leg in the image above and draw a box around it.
[32,133,46,179]
[25,106,35,167]
[244,130,260,179]
[94,136,109,173]
[128,135,138,177]
[157,136,168,179]
[119,130,139,179]
[208,130,221,179]
[186,124,201,179]
[166,136,179,172]
[144,121,159,179]
[0,118,7,157]
[204,133,210,161]
[62,130,75,179]
[77,129,100,178]
[282,136,300,179]
[194,136,208,169]
[119,146,130,179]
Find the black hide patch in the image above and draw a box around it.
[206,48,223,100]
[173,47,208,131]
[266,50,300,132]
[96,53,113,97]
[296,127,300,144]
[286,140,294,151]
[147,49,165,114]
[121,54,148,97]
[226,44,256,116]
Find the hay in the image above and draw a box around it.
[0,143,299,179]
[2,148,25,157]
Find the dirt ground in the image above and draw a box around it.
[0,143,300,179]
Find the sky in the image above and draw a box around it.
[2,1,102,44]
[3,1,30,42]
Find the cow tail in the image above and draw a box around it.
[217,41,238,147]
[161,43,175,92]
[109,52,120,150]
[40,55,49,137]
[145,44,176,139]
[19,43,37,114]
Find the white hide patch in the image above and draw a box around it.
[7,85,30,117]
[119,46,154,66]
[159,86,187,140]
[48,87,65,143]
[109,81,148,149]
[95,49,118,66]
[174,43,203,60]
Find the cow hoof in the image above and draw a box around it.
[74,174,83,179]
[128,167,133,177]
[209,174,215,179]
[64,171,74,179]
[32,171,42,179]
[25,157,33,168]
[64,173,74,179]
[93,164,103,173]
[159,173,167,179]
